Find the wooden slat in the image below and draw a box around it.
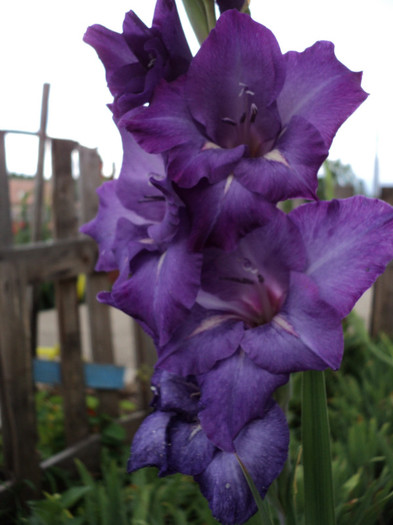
[52,138,89,445]
[33,360,126,390]
[0,237,97,283]
[371,187,393,338]
[0,131,12,247]
[79,146,118,417]
[31,83,50,242]
[0,262,41,491]
[30,83,51,356]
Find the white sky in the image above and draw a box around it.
[1,0,392,193]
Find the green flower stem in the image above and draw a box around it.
[201,0,217,32]
[302,370,336,525]
[181,0,215,45]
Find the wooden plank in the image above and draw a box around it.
[370,187,393,337]
[52,138,89,445]
[0,131,12,247]
[0,237,97,283]
[30,83,51,356]
[0,262,41,491]
[52,139,79,239]
[33,359,126,390]
[78,145,102,223]
[31,83,50,242]
[79,146,118,417]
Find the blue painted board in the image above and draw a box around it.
[33,359,125,390]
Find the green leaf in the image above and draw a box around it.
[302,370,336,525]
[236,454,274,525]
[181,0,215,44]
[60,486,91,509]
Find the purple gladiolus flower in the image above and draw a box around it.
[84,0,192,118]
[125,10,367,202]
[128,370,289,525]
[82,4,393,521]
[157,197,393,379]
[81,129,202,346]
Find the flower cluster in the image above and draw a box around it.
[83,2,393,523]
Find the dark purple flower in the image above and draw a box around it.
[81,129,202,346]
[84,0,192,118]
[125,10,367,202]
[178,175,278,251]
[128,370,289,525]
[157,197,393,377]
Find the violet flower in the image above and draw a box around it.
[128,369,289,525]
[157,196,393,384]
[81,129,202,346]
[125,10,367,203]
[84,0,192,118]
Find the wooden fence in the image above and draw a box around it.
[0,135,155,507]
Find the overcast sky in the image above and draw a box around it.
[1,0,392,193]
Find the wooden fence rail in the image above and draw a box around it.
[0,137,155,507]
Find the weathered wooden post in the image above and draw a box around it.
[78,146,118,417]
[52,139,90,445]
[370,187,393,338]
[0,131,41,496]
[29,83,50,356]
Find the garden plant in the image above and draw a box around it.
[72,0,393,523]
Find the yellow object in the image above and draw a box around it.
[36,343,60,360]
[77,274,86,300]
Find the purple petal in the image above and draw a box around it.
[112,218,152,277]
[84,24,136,76]
[85,1,191,117]
[167,419,216,475]
[198,350,288,451]
[108,236,202,345]
[146,180,184,244]
[124,77,198,152]
[80,180,142,272]
[200,209,306,309]
[125,78,245,188]
[235,115,328,201]
[242,272,344,373]
[187,11,285,144]
[127,411,171,474]
[115,128,167,223]
[234,401,289,497]
[152,369,200,416]
[196,451,256,525]
[195,401,289,525]
[152,0,192,78]
[290,196,393,318]
[180,176,277,250]
[167,141,246,188]
[157,305,244,376]
[277,41,368,147]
